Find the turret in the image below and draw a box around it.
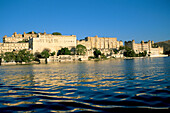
[44,31,46,35]
[131,40,135,50]
[148,40,151,52]
[119,40,123,47]
[148,40,151,45]
[71,35,76,37]
[3,35,7,43]
[151,41,154,45]
[13,32,17,37]
[3,35,7,38]
[94,35,98,48]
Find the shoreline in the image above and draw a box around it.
[0,55,169,66]
[124,54,169,59]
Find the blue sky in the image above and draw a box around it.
[0,0,170,43]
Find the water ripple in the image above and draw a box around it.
[0,58,170,112]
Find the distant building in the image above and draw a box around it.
[125,40,163,56]
[1,31,165,58]
[1,33,123,57]
[77,35,123,56]
[1,31,77,54]
[0,31,36,54]
[77,35,123,49]
[3,31,38,43]
[30,32,77,53]
[0,43,29,54]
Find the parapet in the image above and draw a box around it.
[125,40,135,44]
[3,35,7,38]
[71,35,76,37]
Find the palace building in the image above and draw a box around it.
[30,33,77,54]
[77,35,123,50]
[125,40,163,56]
[3,31,38,43]
[0,31,164,57]
[1,31,77,54]
[77,35,123,56]
[0,43,29,54]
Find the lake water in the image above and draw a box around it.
[0,57,170,112]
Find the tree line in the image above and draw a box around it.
[0,49,34,63]
[0,44,148,64]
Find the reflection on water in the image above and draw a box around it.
[0,57,170,112]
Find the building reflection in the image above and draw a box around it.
[1,59,139,91]
[0,59,137,105]
[1,58,169,108]
[123,59,136,80]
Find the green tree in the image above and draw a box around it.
[152,44,158,48]
[101,53,107,59]
[143,50,147,56]
[3,50,34,63]
[93,48,101,58]
[124,47,136,57]
[4,52,15,62]
[15,54,22,62]
[28,53,34,62]
[0,53,4,65]
[0,53,4,59]
[34,52,41,63]
[138,52,143,57]
[138,51,147,57]
[15,49,34,63]
[41,49,50,64]
[113,49,119,54]
[41,50,50,58]
[43,48,51,53]
[34,52,42,58]
[76,44,87,55]
[58,48,71,55]
[119,46,125,50]
[52,32,62,35]
[50,51,56,56]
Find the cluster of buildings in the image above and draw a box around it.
[0,31,165,59]
[125,40,164,56]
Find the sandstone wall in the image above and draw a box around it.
[32,35,76,53]
[0,43,29,53]
[125,40,164,55]
[77,35,123,50]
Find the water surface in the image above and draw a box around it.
[0,57,170,112]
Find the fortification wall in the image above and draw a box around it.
[77,35,123,50]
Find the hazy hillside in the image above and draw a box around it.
[155,40,170,53]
